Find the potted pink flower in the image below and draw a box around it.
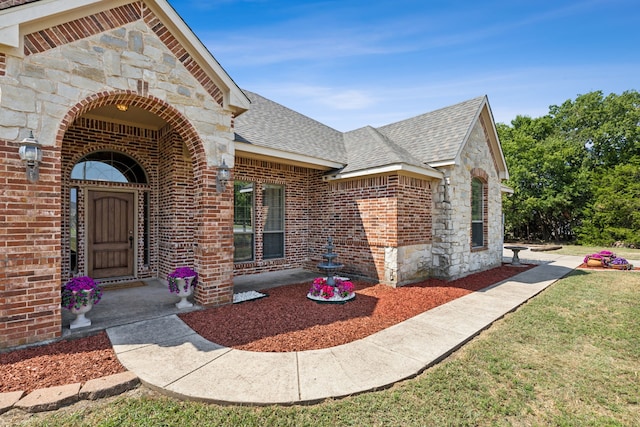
[308,277,355,303]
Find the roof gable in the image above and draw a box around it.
[376,96,485,166]
[0,0,250,113]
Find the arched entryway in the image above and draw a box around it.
[57,91,234,307]
[68,150,149,280]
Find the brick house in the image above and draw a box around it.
[0,0,509,348]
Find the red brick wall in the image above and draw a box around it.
[397,175,433,246]
[157,129,196,280]
[233,157,312,275]
[308,174,433,282]
[0,138,62,348]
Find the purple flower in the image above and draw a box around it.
[167,267,198,294]
[611,257,629,265]
[61,276,102,310]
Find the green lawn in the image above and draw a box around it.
[14,270,640,426]
[544,244,640,261]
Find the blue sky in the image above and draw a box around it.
[169,0,638,131]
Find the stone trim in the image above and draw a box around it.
[22,2,225,107]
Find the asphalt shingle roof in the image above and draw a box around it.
[377,96,486,165]
[234,91,347,164]
[234,92,488,176]
[342,126,427,173]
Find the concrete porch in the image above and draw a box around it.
[62,268,317,340]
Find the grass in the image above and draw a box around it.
[542,244,640,261]
[11,270,640,426]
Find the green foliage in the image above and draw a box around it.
[500,90,640,244]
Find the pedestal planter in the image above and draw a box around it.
[307,291,356,304]
[61,276,102,330]
[70,298,93,329]
[168,267,198,309]
[611,263,633,270]
[174,276,196,309]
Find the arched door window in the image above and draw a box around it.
[71,151,147,183]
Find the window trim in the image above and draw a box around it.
[471,175,488,249]
[233,181,255,262]
[262,183,285,260]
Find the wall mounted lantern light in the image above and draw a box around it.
[18,131,43,182]
[216,159,230,193]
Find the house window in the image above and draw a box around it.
[71,151,147,183]
[471,178,485,247]
[143,191,150,266]
[234,181,254,262]
[263,184,285,259]
[69,187,78,273]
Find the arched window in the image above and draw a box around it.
[471,177,485,247]
[71,151,147,183]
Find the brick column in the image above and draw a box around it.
[0,141,62,349]
[192,167,234,306]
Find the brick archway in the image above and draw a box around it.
[58,91,234,308]
[56,91,206,167]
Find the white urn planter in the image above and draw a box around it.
[174,276,196,309]
[69,292,93,329]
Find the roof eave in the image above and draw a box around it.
[235,141,345,170]
[324,163,443,181]
[454,96,509,180]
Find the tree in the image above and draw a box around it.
[578,158,640,246]
[499,90,639,244]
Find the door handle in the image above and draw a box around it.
[129,236,134,249]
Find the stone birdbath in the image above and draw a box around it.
[504,245,528,266]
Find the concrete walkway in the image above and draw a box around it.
[106,252,584,405]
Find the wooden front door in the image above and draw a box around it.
[88,190,135,279]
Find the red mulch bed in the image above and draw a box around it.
[179,264,534,352]
[1,264,533,394]
[0,332,126,394]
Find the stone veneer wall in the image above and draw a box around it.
[432,119,503,279]
[0,4,235,348]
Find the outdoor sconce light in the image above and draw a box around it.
[18,131,43,182]
[216,159,230,193]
